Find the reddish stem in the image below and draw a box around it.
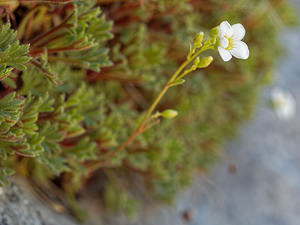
[29,44,92,57]
[29,13,73,47]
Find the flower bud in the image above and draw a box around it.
[193,32,204,49]
[161,109,178,119]
[193,57,200,66]
[209,26,219,38]
[198,56,213,68]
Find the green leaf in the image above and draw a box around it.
[0,24,31,81]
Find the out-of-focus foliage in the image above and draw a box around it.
[0,0,297,217]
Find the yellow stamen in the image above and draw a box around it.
[225,38,233,50]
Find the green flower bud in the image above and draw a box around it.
[209,26,219,38]
[198,56,213,68]
[193,32,204,49]
[161,109,178,119]
[193,57,200,66]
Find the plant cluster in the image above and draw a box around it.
[0,0,297,217]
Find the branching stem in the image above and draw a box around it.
[89,45,213,171]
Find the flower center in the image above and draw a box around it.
[274,100,284,108]
[225,37,233,50]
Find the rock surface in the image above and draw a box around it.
[1,1,300,225]
[0,181,79,225]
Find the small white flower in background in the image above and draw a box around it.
[271,88,296,120]
[218,21,249,62]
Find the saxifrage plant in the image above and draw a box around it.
[0,0,297,218]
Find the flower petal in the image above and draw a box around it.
[230,41,249,59]
[232,23,246,41]
[220,37,229,48]
[218,47,232,62]
[219,21,233,38]
[271,88,296,120]
[277,96,296,119]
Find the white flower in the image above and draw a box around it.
[271,88,296,120]
[218,21,249,62]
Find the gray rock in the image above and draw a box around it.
[0,181,79,225]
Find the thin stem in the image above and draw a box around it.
[29,13,73,47]
[47,56,85,66]
[33,33,66,49]
[88,45,212,171]
[135,46,211,130]
[30,44,93,57]
[30,60,59,85]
